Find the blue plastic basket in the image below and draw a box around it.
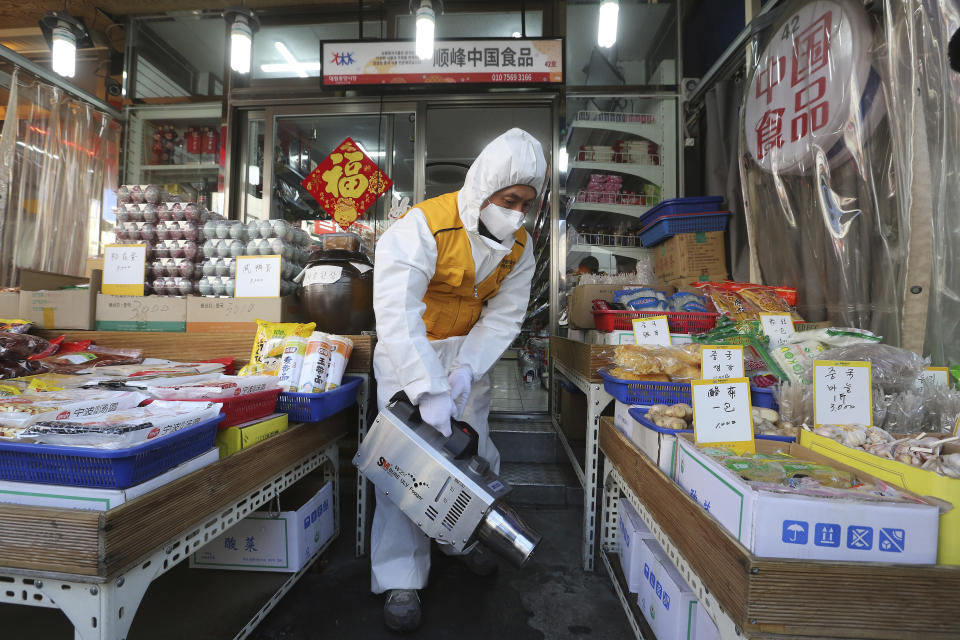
[0,413,224,489]
[751,386,778,410]
[599,369,692,405]
[627,407,795,443]
[277,375,363,423]
[639,212,731,247]
[639,196,725,227]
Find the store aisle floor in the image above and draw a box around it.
[249,504,630,640]
[490,356,549,414]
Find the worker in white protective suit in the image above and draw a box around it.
[371,128,546,632]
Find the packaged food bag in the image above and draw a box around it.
[0,389,148,431]
[239,320,315,376]
[276,336,308,392]
[145,375,279,400]
[298,332,333,394]
[324,335,354,391]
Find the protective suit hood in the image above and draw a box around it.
[457,128,547,233]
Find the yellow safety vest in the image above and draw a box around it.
[407,191,527,341]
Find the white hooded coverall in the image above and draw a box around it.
[370,128,546,593]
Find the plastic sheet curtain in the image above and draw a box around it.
[0,68,119,287]
[739,0,960,363]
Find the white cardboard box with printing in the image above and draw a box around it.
[190,481,334,572]
[673,437,939,563]
[616,403,682,477]
[637,538,698,640]
[617,497,656,593]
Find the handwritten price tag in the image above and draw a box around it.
[759,313,796,346]
[814,360,872,426]
[915,367,950,391]
[235,255,282,298]
[631,316,672,346]
[691,378,755,453]
[700,345,745,380]
[103,244,146,296]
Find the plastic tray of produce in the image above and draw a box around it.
[0,414,223,489]
[593,310,719,334]
[277,376,363,423]
[176,388,282,428]
[627,407,794,442]
[639,211,731,247]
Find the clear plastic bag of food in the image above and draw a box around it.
[607,344,702,381]
[145,375,279,400]
[813,343,929,394]
[39,346,143,374]
[21,400,221,448]
[0,332,59,363]
[0,389,148,429]
[0,319,33,334]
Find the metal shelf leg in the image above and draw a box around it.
[355,373,371,558]
[582,381,612,572]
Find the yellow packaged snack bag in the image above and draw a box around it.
[239,320,316,376]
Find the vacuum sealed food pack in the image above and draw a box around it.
[607,344,702,381]
[38,346,143,374]
[0,332,59,363]
[20,400,222,448]
[239,320,315,376]
[145,375,279,400]
[0,389,148,431]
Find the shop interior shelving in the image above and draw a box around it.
[124,103,224,212]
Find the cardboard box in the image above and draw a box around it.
[653,232,727,283]
[695,604,721,640]
[615,402,681,477]
[0,448,218,511]
[637,539,698,640]
[18,269,101,330]
[662,273,729,289]
[0,292,19,317]
[190,480,334,572]
[96,294,188,332]
[585,330,693,345]
[216,413,289,458]
[559,384,587,440]
[618,497,656,593]
[186,296,302,333]
[85,257,105,279]
[800,430,960,565]
[674,437,940,563]
[568,283,659,329]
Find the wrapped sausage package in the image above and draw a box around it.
[21,400,222,448]
[297,332,333,394]
[276,336,308,392]
[144,375,279,400]
[239,320,315,376]
[0,389,148,432]
[324,335,354,391]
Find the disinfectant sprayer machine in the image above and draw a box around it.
[353,395,542,567]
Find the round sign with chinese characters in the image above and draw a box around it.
[744,0,882,174]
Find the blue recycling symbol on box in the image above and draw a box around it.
[643,563,650,579]
[879,528,905,553]
[781,520,808,545]
[655,581,662,599]
[847,525,873,550]
[662,591,671,610]
[814,523,841,547]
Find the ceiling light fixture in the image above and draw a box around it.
[415,0,436,61]
[597,0,619,49]
[274,41,308,78]
[512,31,522,38]
[224,7,260,74]
[39,12,92,79]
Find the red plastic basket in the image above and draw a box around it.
[593,309,719,334]
[176,388,282,429]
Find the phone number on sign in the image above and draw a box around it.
[491,73,534,82]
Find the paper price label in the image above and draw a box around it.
[303,265,343,286]
[954,415,960,437]
[915,367,950,390]
[103,244,146,296]
[691,378,755,453]
[236,255,282,298]
[700,345,745,380]
[759,313,796,346]
[814,360,872,426]
[632,316,672,346]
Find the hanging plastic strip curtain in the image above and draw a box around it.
[0,68,119,287]
[739,0,960,364]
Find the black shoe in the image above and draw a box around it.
[460,544,499,577]
[384,589,421,632]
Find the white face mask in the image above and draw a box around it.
[479,202,525,242]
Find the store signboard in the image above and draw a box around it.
[235,255,282,298]
[631,316,671,346]
[813,360,872,426]
[743,1,879,173]
[102,244,146,296]
[691,378,755,453]
[321,39,563,86]
[700,345,745,380]
[759,312,796,346]
[302,137,393,229]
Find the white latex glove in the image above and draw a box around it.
[447,366,473,420]
[417,392,454,437]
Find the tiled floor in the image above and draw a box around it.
[489,356,549,414]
